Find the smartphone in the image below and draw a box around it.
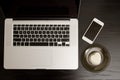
[82,18,104,44]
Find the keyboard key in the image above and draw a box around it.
[30,42,48,46]
[17,42,20,46]
[61,39,69,42]
[50,43,53,46]
[13,35,19,38]
[13,27,17,30]
[23,31,26,34]
[26,38,29,41]
[19,31,22,34]
[62,42,65,46]
[14,38,21,41]
[22,38,25,41]
[25,42,29,46]
[30,38,33,41]
[14,31,18,34]
[20,35,24,38]
[28,35,31,38]
[38,38,41,42]
[21,42,24,46]
[13,42,16,46]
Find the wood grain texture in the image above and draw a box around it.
[0,0,120,80]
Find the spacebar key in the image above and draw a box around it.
[30,42,48,46]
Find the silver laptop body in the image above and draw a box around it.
[4,18,78,69]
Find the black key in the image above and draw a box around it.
[50,38,52,42]
[51,35,54,38]
[26,38,29,41]
[30,42,48,46]
[66,44,69,46]
[62,25,65,27]
[62,31,65,34]
[42,38,44,42]
[43,31,46,34]
[31,31,34,34]
[66,25,69,27]
[19,31,22,34]
[38,38,41,42]
[20,35,24,38]
[28,35,31,38]
[27,31,30,34]
[23,31,26,34]
[21,42,24,46]
[54,31,57,34]
[13,24,17,27]
[42,24,45,27]
[49,27,52,30]
[45,27,48,30]
[35,31,38,34]
[47,31,49,34]
[45,38,48,42]
[29,27,32,30]
[30,38,33,41]
[25,42,29,46]
[63,35,69,38]
[66,31,69,34]
[34,24,37,27]
[40,35,42,38]
[62,42,65,46]
[18,26,20,30]
[57,38,60,42]
[26,24,29,27]
[52,27,55,30]
[54,25,57,27]
[34,38,37,42]
[37,27,40,30]
[50,43,53,46]
[60,27,63,30]
[39,31,42,34]
[22,38,25,41]
[22,24,25,26]
[38,25,41,27]
[24,35,27,38]
[44,35,47,38]
[33,27,36,30]
[54,43,57,46]
[36,35,39,38]
[55,35,58,38]
[59,35,62,38]
[48,35,50,38]
[17,42,20,46]
[53,39,56,42]
[13,35,19,38]
[14,31,18,34]
[13,42,16,46]
[58,31,61,34]
[13,27,17,30]
[41,27,44,30]
[56,27,59,30]
[61,39,69,42]
[21,26,24,30]
[14,38,21,41]
[32,35,35,38]
[51,31,53,34]
[25,27,28,30]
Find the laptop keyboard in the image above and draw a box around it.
[13,24,70,46]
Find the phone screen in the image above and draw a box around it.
[84,21,102,41]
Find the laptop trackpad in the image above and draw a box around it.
[34,50,53,69]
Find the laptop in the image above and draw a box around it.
[3,0,80,69]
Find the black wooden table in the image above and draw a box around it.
[0,0,120,79]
